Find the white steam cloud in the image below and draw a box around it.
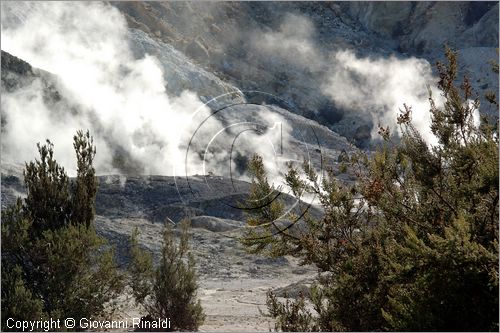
[322,50,446,145]
[2,3,476,183]
[1,2,205,176]
[250,13,464,146]
[1,2,290,179]
[250,13,322,70]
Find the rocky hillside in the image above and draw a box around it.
[112,1,499,143]
[2,2,497,158]
[1,3,497,330]
[1,0,497,270]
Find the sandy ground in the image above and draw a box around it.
[97,217,317,332]
[112,273,313,332]
[198,272,315,332]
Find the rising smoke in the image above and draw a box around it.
[246,13,455,146]
[1,1,291,180]
[322,50,446,145]
[249,13,323,71]
[1,2,475,180]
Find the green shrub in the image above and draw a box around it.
[242,49,499,331]
[129,219,205,331]
[1,131,123,330]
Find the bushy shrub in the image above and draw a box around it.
[1,131,123,330]
[129,219,205,331]
[242,49,499,331]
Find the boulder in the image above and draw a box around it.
[190,215,243,232]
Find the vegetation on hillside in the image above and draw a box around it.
[1,131,205,332]
[241,49,499,331]
[1,131,123,329]
[129,219,205,331]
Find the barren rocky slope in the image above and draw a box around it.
[1,164,322,331]
[1,50,329,331]
[113,1,499,144]
[1,2,498,331]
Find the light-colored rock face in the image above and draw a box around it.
[343,2,498,55]
[4,2,495,152]
[459,3,499,47]
[113,1,499,144]
[345,2,416,37]
[2,2,497,174]
[128,28,245,109]
[112,2,395,143]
